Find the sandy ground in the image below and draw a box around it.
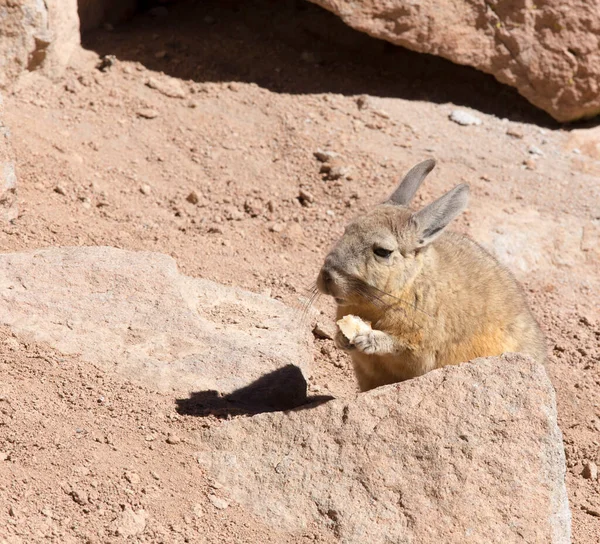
[1,0,599,542]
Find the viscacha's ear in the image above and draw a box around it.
[387,159,436,206]
[412,184,469,248]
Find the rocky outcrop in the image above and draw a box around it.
[0,94,17,222]
[0,0,80,88]
[197,354,571,543]
[0,247,312,403]
[309,0,600,122]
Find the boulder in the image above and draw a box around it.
[0,0,80,88]
[0,247,312,404]
[308,0,600,122]
[0,94,17,222]
[196,355,571,543]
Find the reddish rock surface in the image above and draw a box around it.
[309,0,600,122]
[199,355,571,543]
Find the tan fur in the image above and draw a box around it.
[317,163,546,392]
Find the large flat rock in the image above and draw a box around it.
[309,0,600,122]
[0,247,312,400]
[196,354,571,543]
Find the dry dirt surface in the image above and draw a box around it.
[1,0,599,542]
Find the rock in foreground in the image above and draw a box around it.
[197,355,571,543]
[309,0,600,122]
[0,247,311,402]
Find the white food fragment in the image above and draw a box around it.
[337,315,372,343]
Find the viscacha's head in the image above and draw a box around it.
[316,159,469,307]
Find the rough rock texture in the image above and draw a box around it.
[0,93,17,222]
[0,0,80,88]
[197,355,571,544]
[0,247,312,399]
[308,0,600,122]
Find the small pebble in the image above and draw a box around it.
[449,110,482,126]
[186,191,200,205]
[314,149,339,162]
[269,223,284,233]
[124,471,141,485]
[582,461,598,480]
[528,145,544,156]
[140,184,151,195]
[208,495,229,510]
[506,128,524,139]
[137,108,159,119]
[54,185,66,195]
[312,323,334,340]
[298,188,315,206]
[166,433,181,445]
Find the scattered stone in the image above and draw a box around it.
[584,507,600,518]
[208,495,229,510]
[146,77,187,99]
[197,355,570,543]
[192,504,203,518]
[0,451,8,461]
[150,471,160,480]
[114,506,148,537]
[137,108,159,120]
[269,223,285,233]
[70,488,88,505]
[124,471,141,485]
[449,110,482,126]
[322,159,351,181]
[140,184,152,196]
[523,158,537,170]
[356,95,370,110]
[313,149,338,162]
[97,55,116,72]
[298,188,314,206]
[580,314,596,328]
[528,145,544,156]
[582,461,598,480]
[54,185,66,196]
[223,205,244,221]
[186,191,200,205]
[8,505,17,517]
[312,321,335,340]
[166,433,181,445]
[506,128,524,139]
[41,507,53,518]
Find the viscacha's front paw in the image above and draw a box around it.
[354,331,378,355]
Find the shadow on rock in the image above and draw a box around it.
[82,0,560,126]
[176,364,333,418]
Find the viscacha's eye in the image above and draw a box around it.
[373,247,393,258]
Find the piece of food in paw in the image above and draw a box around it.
[336,315,372,344]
